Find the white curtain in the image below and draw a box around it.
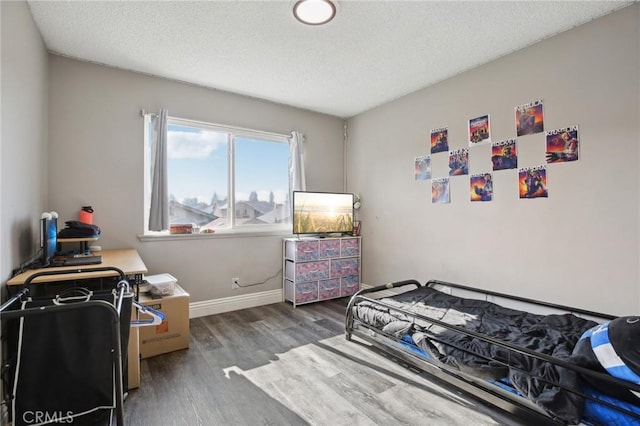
[148,109,169,231]
[289,131,306,194]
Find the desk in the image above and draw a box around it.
[7,248,147,288]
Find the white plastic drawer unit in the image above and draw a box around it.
[283,236,361,307]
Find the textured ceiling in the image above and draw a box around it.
[27,1,632,118]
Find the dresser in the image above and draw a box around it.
[283,236,361,307]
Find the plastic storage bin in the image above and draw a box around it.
[145,273,177,296]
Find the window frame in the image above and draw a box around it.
[142,115,293,239]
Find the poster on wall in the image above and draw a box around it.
[432,177,450,204]
[515,100,544,136]
[430,127,449,154]
[491,139,518,171]
[449,148,469,176]
[468,114,491,146]
[545,125,579,163]
[414,155,431,180]
[518,165,548,199]
[470,173,493,202]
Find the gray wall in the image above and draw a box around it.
[47,56,345,303]
[0,1,48,412]
[1,1,49,286]
[346,4,640,316]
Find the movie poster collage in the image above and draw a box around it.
[414,99,579,204]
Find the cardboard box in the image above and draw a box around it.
[127,327,140,389]
[138,284,190,359]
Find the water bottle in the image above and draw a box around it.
[79,206,94,224]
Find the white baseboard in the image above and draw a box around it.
[188,284,392,319]
[189,288,284,318]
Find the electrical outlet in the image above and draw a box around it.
[232,277,240,289]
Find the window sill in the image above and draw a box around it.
[138,228,294,242]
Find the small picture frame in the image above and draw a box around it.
[352,220,361,237]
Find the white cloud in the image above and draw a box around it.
[168,130,226,159]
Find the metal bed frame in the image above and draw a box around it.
[345,279,640,425]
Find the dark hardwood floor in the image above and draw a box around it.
[123,298,528,425]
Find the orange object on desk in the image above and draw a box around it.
[79,206,94,224]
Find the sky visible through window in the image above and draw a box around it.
[167,124,289,205]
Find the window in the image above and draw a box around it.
[145,116,292,234]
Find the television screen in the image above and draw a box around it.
[292,191,354,235]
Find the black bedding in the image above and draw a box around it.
[352,285,599,424]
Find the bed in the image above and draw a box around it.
[345,279,640,425]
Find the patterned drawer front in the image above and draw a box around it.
[341,275,360,297]
[318,239,341,259]
[295,282,318,304]
[330,258,360,278]
[318,279,341,300]
[340,238,360,257]
[293,240,318,262]
[295,260,330,282]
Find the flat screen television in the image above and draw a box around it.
[39,211,58,267]
[292,191,354,236]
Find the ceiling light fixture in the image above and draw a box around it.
[293,0,336,26]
